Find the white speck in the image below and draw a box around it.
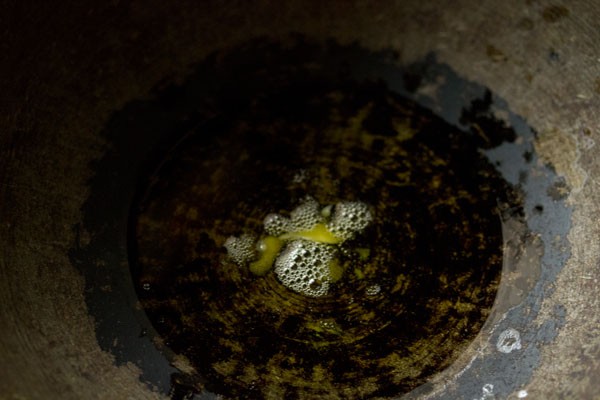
[517,389,528,398]
[497,328,522,353]
[292,169,308,183]
[578,134,595,150]
[482,384,494,394]
[142,283,151,291]
[473,383,494,400]
[256,240,268,252]
[366,284,381,296]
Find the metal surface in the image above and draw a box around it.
[1,1,599,399]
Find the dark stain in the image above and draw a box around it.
[361,92,399,136]
[459,89,516,149]
[525,72,534,83]
[519,171,528,184]
[403,71,423,93]
[517,17,535,30]
[541,5,570,22]
[547,179,570,200]
[486,44,508,62]
[523,151,533,163]
[169,373,201,400]
[594,78,600,94]
[548,49,560,62]
[533,205,544,214]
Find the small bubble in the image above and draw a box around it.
[142,283,151,291]
[517,390,528,398]
[224,234,255,265]
[321,205,333,218]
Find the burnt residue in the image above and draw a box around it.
[541,5,570,22]
[548,49,561,63]
[403,71,423,93]
[547,178,570,200]
[486,45,508,62]
[459,90,517,149]
[594,79,600,95]
[129,64,522,398]
[516,17,535,30]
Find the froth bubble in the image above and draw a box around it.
[263,213,292,236]
[290,196,323,231]
[224,234,255,266]
[327,201,373,240]
[225,196,373,298]
[274,240,335,298]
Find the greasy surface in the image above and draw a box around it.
[1,1,599,399]
[132,77,517,398]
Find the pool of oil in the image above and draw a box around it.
[129,72,522,398]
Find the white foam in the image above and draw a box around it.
[263,213,292,236]
[289,196,323,231]
[225,196,374,298]
[224,234,255,266]
[327,201,373,240]
[274,240,336,298]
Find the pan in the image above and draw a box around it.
[1,1,598,399]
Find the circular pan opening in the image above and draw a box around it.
[128,39,524,399]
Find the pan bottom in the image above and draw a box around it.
[130,73,520,398]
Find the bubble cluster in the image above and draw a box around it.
[289,196,323,231]
[224,195,373,298]
[224,234,255,266]
[327,201,373,240]
[264,213,292,236]
[274,240,336,298]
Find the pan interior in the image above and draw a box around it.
[129,45,522,398]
